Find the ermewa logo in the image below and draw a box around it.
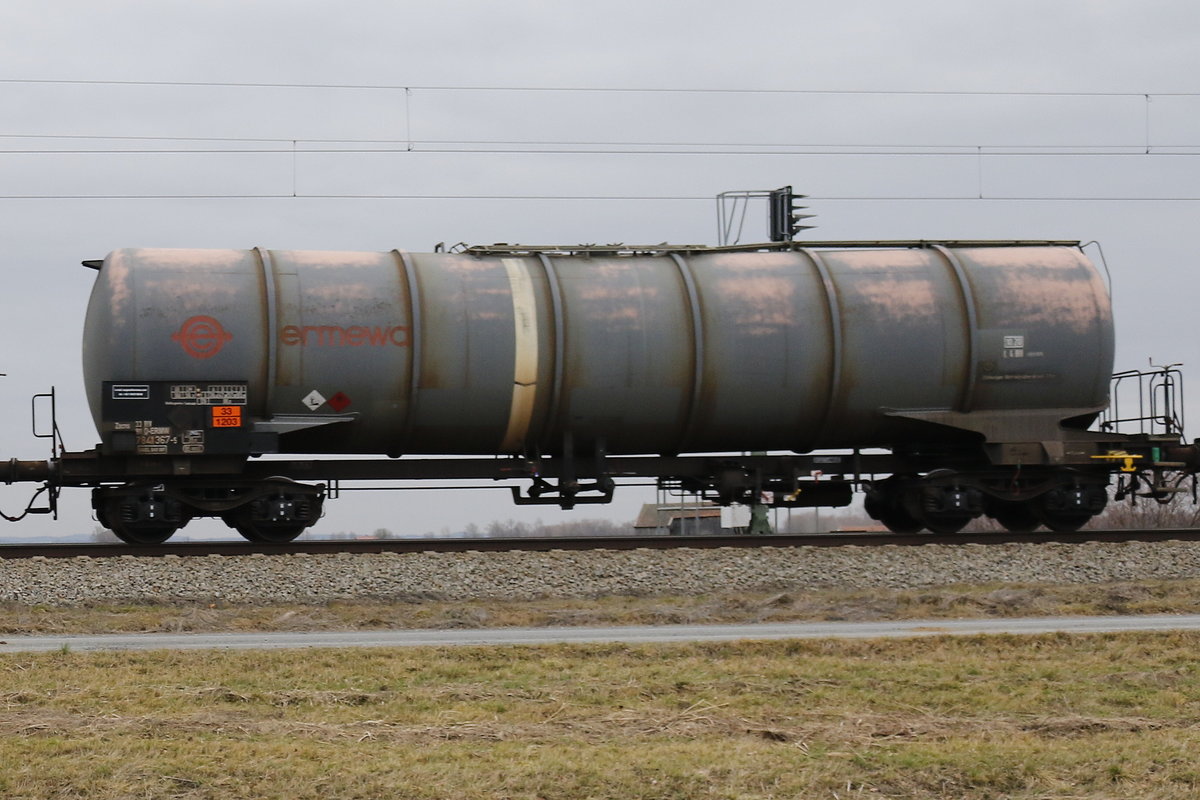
[281,325,410,347]
[171,315,233,359]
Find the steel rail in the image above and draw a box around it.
[2,528,1200,559]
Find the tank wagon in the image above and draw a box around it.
[3,240,1196,543]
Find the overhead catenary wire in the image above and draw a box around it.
[0,136,1195,201]
[3,194,1200,202]
[0,83,1180,155]
[1,144,1199,155]
[0,82,1177,155]
[1,78,1198,97]
[0,132,1195,150]
[0,83,1193,202]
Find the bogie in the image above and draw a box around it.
[93,481,325,544]
[94,489,190,544]
[866,471,1108,535]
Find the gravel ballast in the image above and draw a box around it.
[3,541,1200,607]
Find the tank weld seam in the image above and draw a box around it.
[252,247,278,418]
[499,257,540,453]
[392,249,422,452]
[536,253,566,451]
[799,248,842,452]
[668,252,705,454]
[931,245,980,414]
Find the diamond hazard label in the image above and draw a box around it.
[328,392,352,412]
[302,390,326,411]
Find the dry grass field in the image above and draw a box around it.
[2,577,1199,636]
[2,631,1200,798]
[1,579,1200,796]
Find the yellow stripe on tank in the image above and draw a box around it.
[499,258,539,452]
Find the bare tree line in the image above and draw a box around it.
[305,518,638,540]
[1087,488,1200,529]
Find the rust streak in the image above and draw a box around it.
[853,277,939,322]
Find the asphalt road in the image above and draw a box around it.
[2,614,1200,653]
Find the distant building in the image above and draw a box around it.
[634,503,726,535]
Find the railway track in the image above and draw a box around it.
[2,528,1199,559]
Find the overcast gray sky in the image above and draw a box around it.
[1,0,1199,539]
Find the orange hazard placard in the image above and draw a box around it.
[211,406,242,427]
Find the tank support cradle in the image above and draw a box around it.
[510,436,616,509]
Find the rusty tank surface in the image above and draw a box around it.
[81,242,1114,458]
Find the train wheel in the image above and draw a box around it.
[1031,510,1092,533]
[912,511,971,535]
[107,521,180,545]
[904,483,981,535]
[1030,505,1093,533]
[224,512,307,544]
[988,500,1041,533]
[98,493,186,544]
[94,502,111,531]
[1031,485,1105,533]
[880,509,923,533]
[222,490,322,543]
[864,486,922,533]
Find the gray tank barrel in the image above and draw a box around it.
[80,243,1114,459]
